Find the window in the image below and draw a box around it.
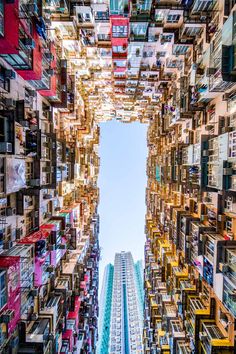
[161,34,173,44]
[166,14,180,23]
[130,23,148,37]
[114,60,126,68]
[143,51,153,58]
[112,25,128,38]
[78,13,91,22]
[0,270,7,310]
[97,34,110,41]
[0,0,3,37]
[156,51,166,58]
[1,54,30,70]
[113,46,126,53]
[95,11,108,20]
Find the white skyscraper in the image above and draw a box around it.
[98,252,144,354]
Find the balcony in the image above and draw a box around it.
[18,230,51,286]
[0,65,12,93]
[0,244,34,289]
[26,319,50,343]
[207,21,236,92]
[75,6,95,27]
[44,0,69,15]
[199,321,234,353]
[0,259,20,346]
[39,295,62,334]
[44,59,68,108]
[191,0,216,14]
[0,6,43,80]
[176,341,192,354]
[0,110,15,155]
[110,0,129,16]
[31,41,56,91]
[180,23,204,39]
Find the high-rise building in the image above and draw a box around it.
[98,252,144,354]
[1,0,236,352]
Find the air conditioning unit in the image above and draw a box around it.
[5,69,16,79]
[0,142,12,153]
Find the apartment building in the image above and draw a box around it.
[144,1,236,353]
[98,252,144,354]
[0,0,101,353]
[0,0,236,353]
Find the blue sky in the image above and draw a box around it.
[98,120,147,282]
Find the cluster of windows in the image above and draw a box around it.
[112,25,128,38]
[0,270,7,310]
[97,34,111,41]
[0,0,4,37]
[112,45,127,54]
[95,11,109,20]
[166,14,180,23]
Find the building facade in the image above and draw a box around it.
[144,1,236,353]
[98,252,144,354]
[0,0,236,352]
